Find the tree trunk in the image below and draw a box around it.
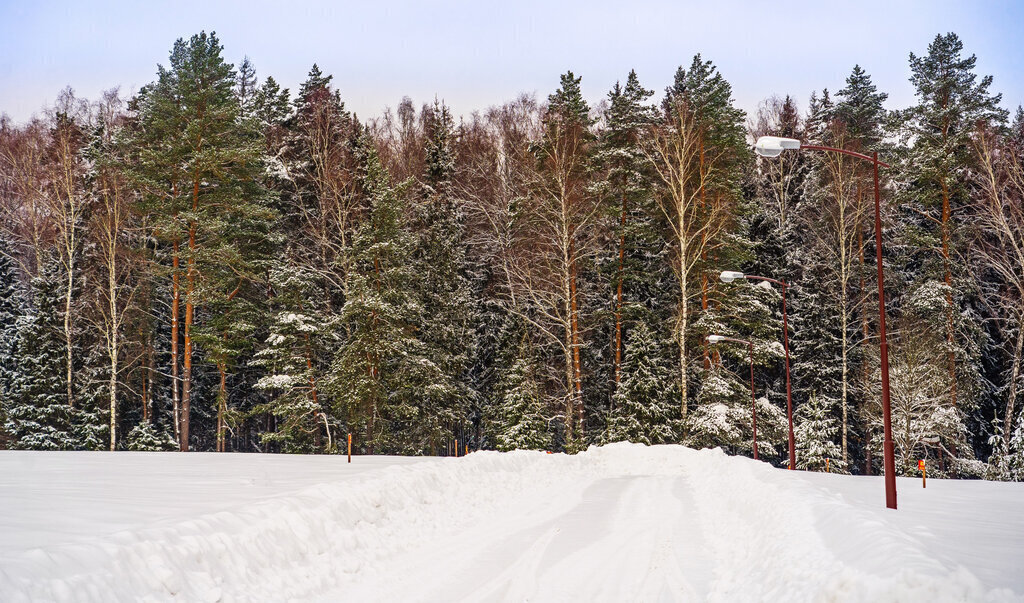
[171,240,182,448]
[569,248,584,440]
[64,258,74,409]
[109,261,118,451]
[1006,312,1024,446]
[217,359,227,452]
[561,257,577,447]
[182,175,199,452]
[841,288,849,464]
[941,180,958,410]
[613,194,626,391]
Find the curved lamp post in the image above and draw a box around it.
[754,135,897,510]
[707,334,759,460]
[720,271,794,470]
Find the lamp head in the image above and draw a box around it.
[754,136,802,158]
[720,270,745,283]
[707,335,726,344]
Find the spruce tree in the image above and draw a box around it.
[494,337,551,452]
[5,260,74,449]
[835,65,889,150]
[253,266,331,452]
[603,322,679,445]
[328,133,433,454]
[595,70,667,411]
[413,99,476,452]
[0,247,24,447]
[794,393,844,472]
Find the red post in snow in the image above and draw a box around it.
[873,151,897,510]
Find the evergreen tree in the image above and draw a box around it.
[835,65,889,150]
[4,260,74,449]
[603,322,679,445]
[794,392,844,472]
[134,31,273,450]
[528,70,596,450]
[125,421,178,451]
[413,99,476,452]
[898,33,1009,462]
[691,280,787,459]
[494,336,551,452]
[595,70,667,411]
[789,249,844,424]
[0,247,23,433]
[653,54,749,431]
[327,133,434,454]
[253,266,331,452]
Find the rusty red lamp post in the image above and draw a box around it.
[720,271,794,470]
[754,135,896,510]
[707,335,759,460]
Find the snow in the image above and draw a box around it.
[1,444,1022,602]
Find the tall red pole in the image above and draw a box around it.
[749,341,759,460]
[874,152,897,510]
[781,283,794,469]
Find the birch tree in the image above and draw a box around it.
[972,118,1024,452]
[646,56,745,425]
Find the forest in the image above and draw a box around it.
[1,30,1022,480]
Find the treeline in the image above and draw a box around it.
[1,31,1023,479]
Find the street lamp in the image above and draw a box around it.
[707,335,759,460]
[720,271,795,470]
[754,135,897,510]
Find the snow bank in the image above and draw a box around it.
[1,445,1021,602]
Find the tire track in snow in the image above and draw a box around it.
[336,468,716,601]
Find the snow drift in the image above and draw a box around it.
[1,444,1021,602]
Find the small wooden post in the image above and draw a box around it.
[347,433,352,463]
[919,459,926,488]
[826,458,830,473]
[455,439,459,457]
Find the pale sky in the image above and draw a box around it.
[1,0,1021,124]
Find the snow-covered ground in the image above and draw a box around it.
[1,444,1022,602]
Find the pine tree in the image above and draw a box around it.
[898,33,1009,462]
[603,322,679,445]
[652,55,748,430]
[530,71,596,450]
[134,31,272,450]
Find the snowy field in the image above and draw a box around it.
[1,444,1022,602]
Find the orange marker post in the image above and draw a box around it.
[465,443,469,456]
[826,458,830,473]
[455,439,459,457]
[919,460,926,488]
[347,433,352,463]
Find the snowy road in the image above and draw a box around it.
[1,444,1022,602]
